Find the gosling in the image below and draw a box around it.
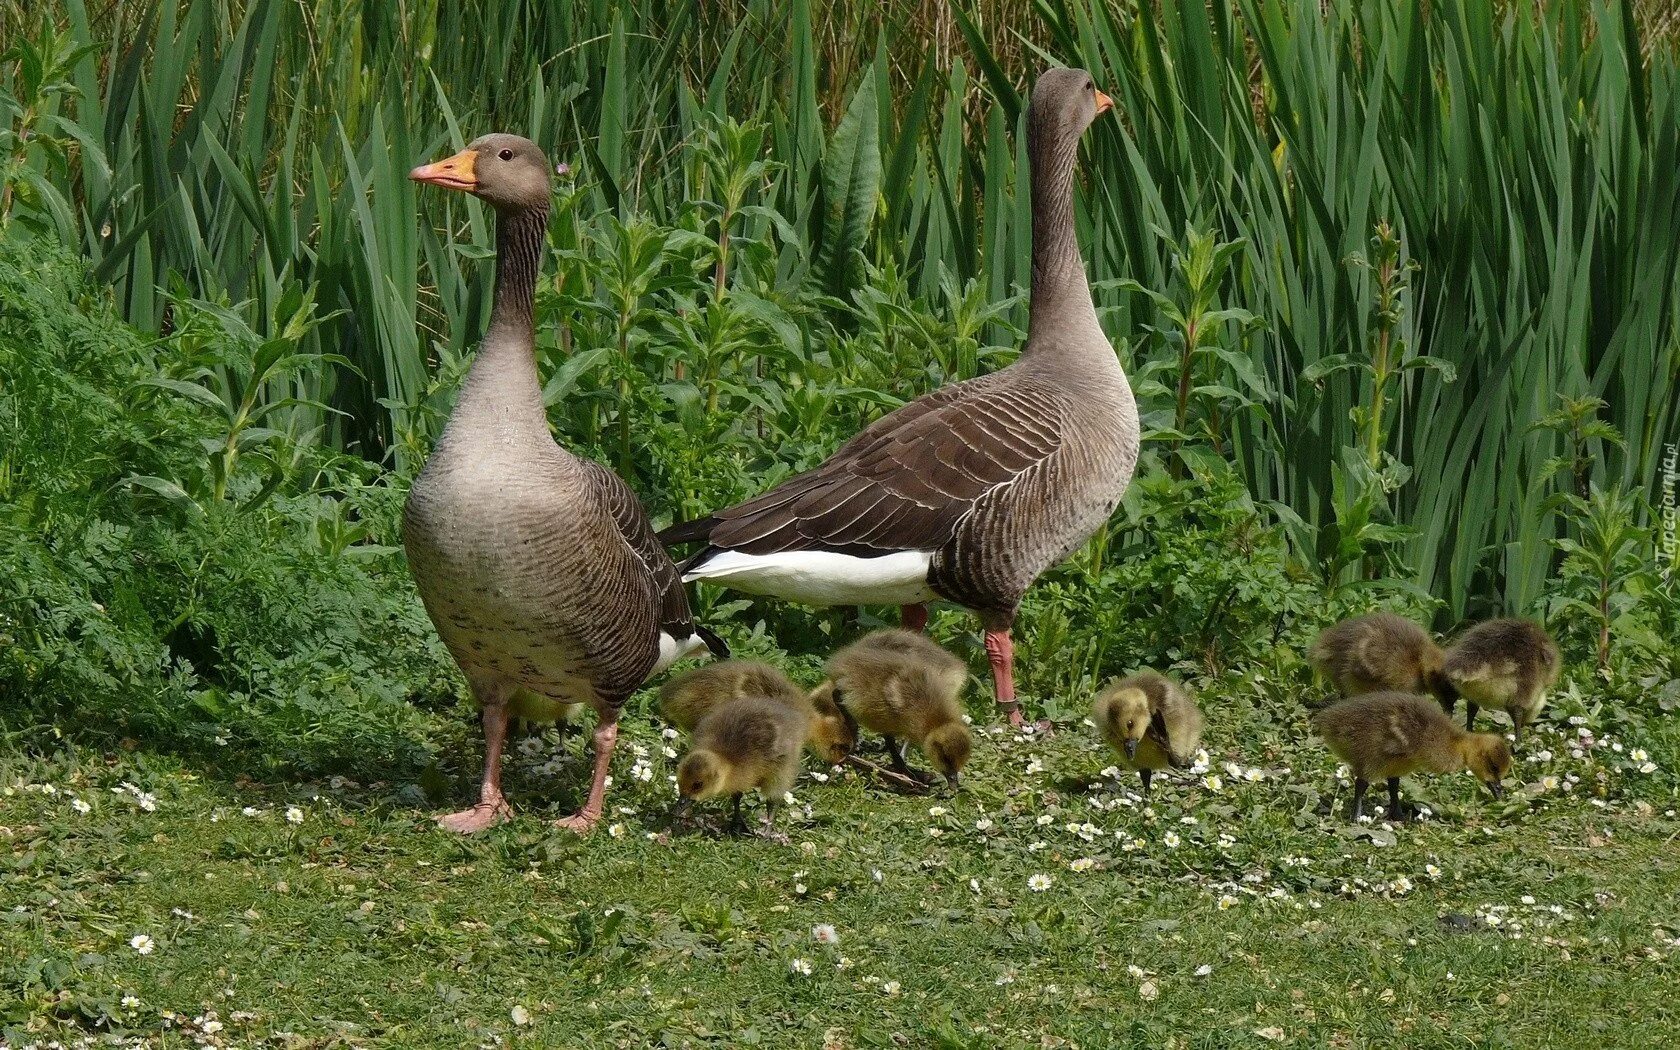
[1093,671,1204,795]
[1309,612,1451,706]
[1314,690,1513,821]
[826,629,971,788]
[1441,618,1560,741]
[661,659,856,765]
[675,696,809,834]
[505,689,585,738]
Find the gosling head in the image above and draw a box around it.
[676,749,724,802]
[1102,686,1152,760]
[809,711,856,766]
[924,723,973,789]
[410,133,552,213]
[1462,733,1513,799]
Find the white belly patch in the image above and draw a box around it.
[682,549,937,607]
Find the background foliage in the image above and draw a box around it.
[2,0,1677,756]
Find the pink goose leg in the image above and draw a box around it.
[555,711,619,834]
[438,680,514,833]
[984,628,1023,727]
[900,603,929,632]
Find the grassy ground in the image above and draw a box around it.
[4,680,1678,1049]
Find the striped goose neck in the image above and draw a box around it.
[489,202,549,341]
[1025,117,1100,355]
[455,200,551,431]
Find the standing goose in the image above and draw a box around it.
[660,69,1138,725]
[406,134,722,834]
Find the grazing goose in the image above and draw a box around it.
[676,696,809,835]
[405,134,723,834]
[825,629,972,788]
[1314,691,1512,821]
[1440,618,1560,741]
[660,659,857,764]
[1308,612,1452,707]
[1092,671,1203,795]
[659,68,1138,725]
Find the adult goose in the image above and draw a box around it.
[406,134,723,833]
[660,69,1138,725]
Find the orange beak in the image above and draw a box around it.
[1095,89,1114,115]
[409,148,478,192]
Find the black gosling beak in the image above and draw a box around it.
[1487,782,1504,800]
[945,772,961,791]
[1123,739,1138,760]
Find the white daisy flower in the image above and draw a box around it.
[790,958,813,976]
[285,806,304,824]
[1028,873,1053,892]
[129,934,155,955]
[511,1005,532,1026]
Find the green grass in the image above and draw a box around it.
[6,680,1678,1048]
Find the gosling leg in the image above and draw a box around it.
[1387,776,1407,821]
[886,735,936,785]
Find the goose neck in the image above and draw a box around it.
[455,201,551,432]
[1026,127,1101,352]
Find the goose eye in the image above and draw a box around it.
[498,148,514,161]
[1086,80,1094,92]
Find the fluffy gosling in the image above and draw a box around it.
[1441,618,1560,741]
[661,659,855,764]
[1092,671,1204,794]
[1314,690,1512,821]
[675,696,809,834]
[826,629,971,788]
[504,688,585,738]
[1308,612,1451,706]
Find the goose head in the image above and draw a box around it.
[410,133,551,212]
[1028,67,1113,143]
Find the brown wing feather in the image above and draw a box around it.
[583,462,696,640]
[701,373,1072,559]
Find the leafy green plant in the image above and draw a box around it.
[1532,394,1626,502]
[0,17,103,236]
[1118,224,1266,477]
[1545,485,1664,671]
[130,285,348,507]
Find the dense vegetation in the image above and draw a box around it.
[3,0,1675,745]
[3,0,1679,1044]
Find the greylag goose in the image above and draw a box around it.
[823,629,972,788]
[1314,691,1512,821]
[659,69,1138,725]
[405,134,723,834]
[1440,618,1560,741]
[1308,612,1452,707]
[1092,671,1203,795]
